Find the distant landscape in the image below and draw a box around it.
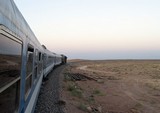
[61,60,160,113]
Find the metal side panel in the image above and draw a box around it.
[24,74,43,113]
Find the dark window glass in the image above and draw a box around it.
[34,49,38,80]
[39,52,41,61]
[47,56,54,66]
[25,75,32,96]
[26,47,34,76]
[0,34,21,88]
[0,81,20,113]
[38,63,42,75]
[35,49,38,65]
[34,67,38,79]
[25,46,34,97]
[38,52,42,75]
[0,34,21,113]
[43,54,47,69]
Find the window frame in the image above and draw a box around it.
[0,26,22,113]
[0,32,22,93]
[25,44,34,99]
[34,49,38,82]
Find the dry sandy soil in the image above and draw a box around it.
[61,60,160,113]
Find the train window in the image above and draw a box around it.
[38,52,43,76]
[47,56,54,66]
[34,49,38,80]
[39,52,41,61]
[0,34,21,113]
[35,49,38,65]
[34,67,38,79]
[26,46,34,76]
[25,75,32,96]
[25,45,34,97]
[43,53,47,69]
[0,81,20,113]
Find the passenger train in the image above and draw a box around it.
[0,0,67,113]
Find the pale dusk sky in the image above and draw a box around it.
[14,0,160,59]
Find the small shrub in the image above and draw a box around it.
[87,95,95,104]
[145,81,160,91]
[93,89,105,96]
[67,84,76,91]
[64,73,71,81]
[78,103,87,111]
[93,89,101,95]
[71,89,83,98]
[67,84,83,98]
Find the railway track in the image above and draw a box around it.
[65,73,97,81]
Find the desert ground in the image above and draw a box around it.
[61,60,160,113]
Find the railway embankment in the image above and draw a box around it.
[35,65,66,113]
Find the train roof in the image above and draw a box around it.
[0,0,41,46]
[52,52,62,57]
[0,0,66,58]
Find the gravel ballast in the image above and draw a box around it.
[35,65,66,113]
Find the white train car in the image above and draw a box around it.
[54,53,62,66]
[0,0,65,113]
[43,47,56,78]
